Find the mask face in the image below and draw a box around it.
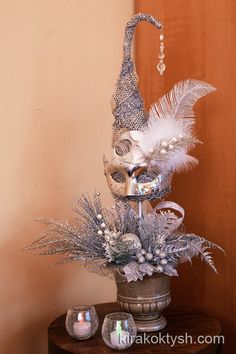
[104,131,172,200]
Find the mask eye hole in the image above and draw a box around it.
[137,171,159,183]
[111,171,126,183]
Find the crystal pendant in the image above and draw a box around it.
[157,32,166,75]
[157,62,166,75]
[159,53,165,60]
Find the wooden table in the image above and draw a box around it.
[48,302,222,353]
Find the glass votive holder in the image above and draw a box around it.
[65,305,99,340]
[102,312,137,350]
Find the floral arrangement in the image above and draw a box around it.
[26,193,223,282]
[26,14,224,283]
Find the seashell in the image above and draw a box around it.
[114,139,132,156]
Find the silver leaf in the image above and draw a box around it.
[123,262,143,282]
[139,262,156,276]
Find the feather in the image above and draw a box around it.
[166,150,199,173]
[140,116,193,151]
[150,79,216,122]
[135,79,216,172]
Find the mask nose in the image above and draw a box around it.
[125,166,143,196]
[125,175,138,196]
[127,166,137,177]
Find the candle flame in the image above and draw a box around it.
[77,312,84,323]
[116,320,122,337]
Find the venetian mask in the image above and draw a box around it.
[104,130,172,200]
[104,14,215,202]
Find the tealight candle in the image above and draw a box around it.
[110,329,129,348]
[110,321,129,348]
[72,312,91,337]
[102,312,136,350]
[66,305,98,340]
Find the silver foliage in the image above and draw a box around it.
[25,193,224,282]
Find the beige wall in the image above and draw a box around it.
[0,1,133,353]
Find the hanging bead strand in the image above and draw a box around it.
[157,30,166,75]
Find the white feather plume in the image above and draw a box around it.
[136,79,216,173]
[150,79,216,121]
[166,150,199,173]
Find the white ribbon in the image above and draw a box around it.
[154,201,185,228]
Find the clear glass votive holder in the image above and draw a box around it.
[65,305,99,340]
[102,312,137,350]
